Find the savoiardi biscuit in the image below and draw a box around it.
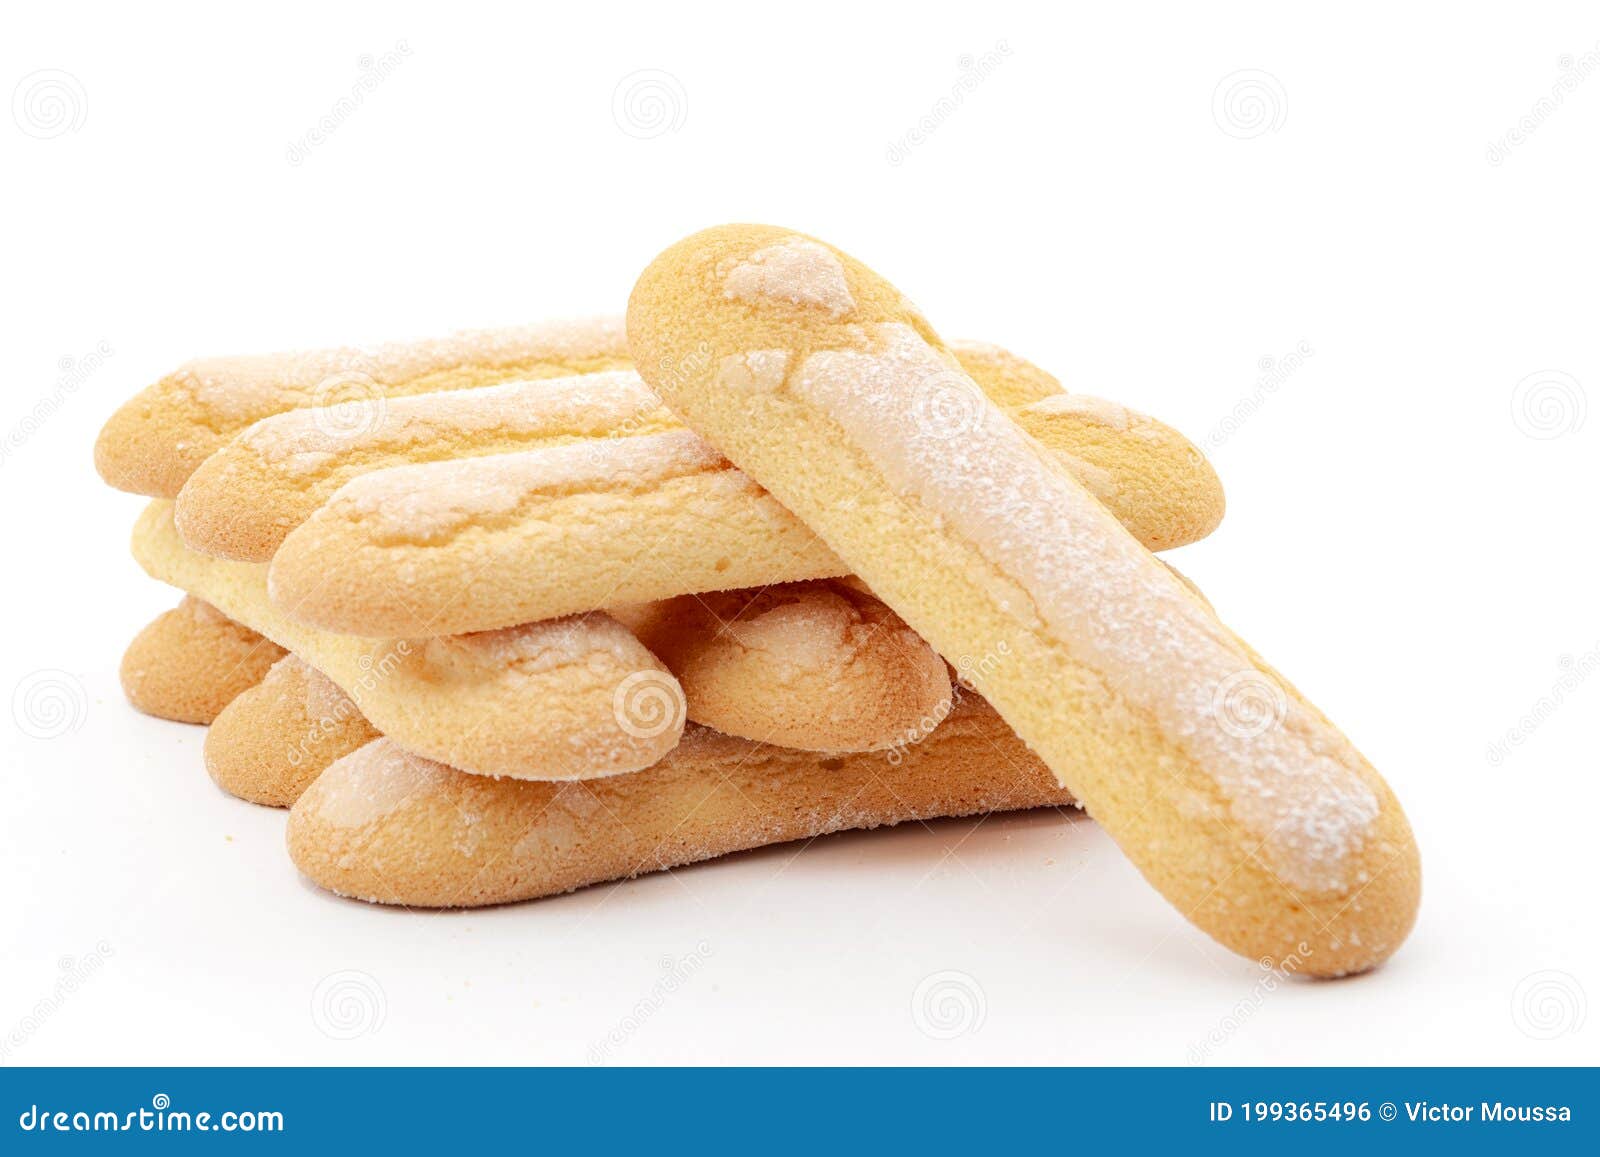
[266,392,1223,638]
[120,595,285,724]
[626,224,1421,977]
[611,579,952,753]
[286,696,1076,908]
[131,500,683,781]
[205,655,379,808]
[95,317,630,499]
[171,340,1084,564]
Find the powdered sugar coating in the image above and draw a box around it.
[788,323,1378,892]
[324,428,729,540]
[236,370,663,467]
[723,239,855,317]
[716,350,792,393]
[174,316,626,423]
[431,614,652,675]
[316,740,444,829]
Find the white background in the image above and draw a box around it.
[3,1,1597,1066]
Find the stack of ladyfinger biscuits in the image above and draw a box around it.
[97,226,1420,975]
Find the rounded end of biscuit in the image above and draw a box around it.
[397,616,687,781]
[120,597,284,724]
[205,655,377,808]
[95,385,220,499]
[632,581,953,753]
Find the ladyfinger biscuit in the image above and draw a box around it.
[627,225,1420,976]
[172,342,1084,564]
[95,317,630,499]
[120,596,286,724]
[175,371,679,562]
[268,393,1222,638]
[131,501,683,780]
[286,696,1076,908]
[611,580,952,752]
[205,655,379,807]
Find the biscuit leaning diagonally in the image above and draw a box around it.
[131,501,683,780]
[95,317,631,499]
[287,696,1076,908]
[120,596,286,724]
[626,224,1421,977]
[267,393,1223,637]
[173,341,1093,563]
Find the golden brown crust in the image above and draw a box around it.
[205,655,379,807]
[264,386,1225,638]
[119,596,285,724]
[614,580,951,752]
[626,224,1420,976]
[95,318,631,498]
[286,696,1075,908]
[132,501,684,781]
